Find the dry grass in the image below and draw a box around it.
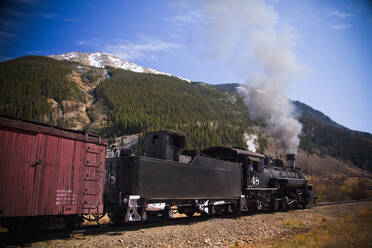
[309,175,372,202]
[278,208,372,248]
[283,217,307,229]
[238,208,372,248]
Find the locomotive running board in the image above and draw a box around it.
[245,188,277,191]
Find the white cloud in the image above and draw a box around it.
[166,10,204,23]
[332,23,352,30]
[77,36,181,61]
[76,40,87,45]
[329,10,351,18]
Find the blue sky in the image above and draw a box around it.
[0,0,371,133]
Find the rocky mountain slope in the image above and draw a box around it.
[0,55,111,130]
[0,55,371,175]
[0,55,254,151]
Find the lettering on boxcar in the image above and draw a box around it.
[56,189,76,205]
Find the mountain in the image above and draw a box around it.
[212,83,240,95]
[292,100,344,129]
[211,83,372,172]
[0,55,371,173]
[0,55,255,151]
[95,69,256,150]
[48,52,191,82]
[0,55,90,126]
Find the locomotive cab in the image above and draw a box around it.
[237,150,265,189]
[146,131,185,161]
[242,156,263,188]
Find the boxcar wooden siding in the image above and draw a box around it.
[0,117,106,217]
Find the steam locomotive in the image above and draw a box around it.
[0,117,316,232]
[104,131,316,223]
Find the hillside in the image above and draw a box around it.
[95,69,255,150]
[0,55,371,174]
[0,55,108,130]
[0,55,258,151]
[211,83,372,172]
[0,56,84,124]
[294,101,372,172]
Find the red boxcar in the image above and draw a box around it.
[0,116,107,221]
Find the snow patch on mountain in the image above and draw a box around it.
[88,53,104,68]
[49,52,190,82]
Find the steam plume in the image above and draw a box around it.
[204,0,309,154]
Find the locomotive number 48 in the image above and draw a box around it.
[251,176,260,186]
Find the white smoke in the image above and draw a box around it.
[244,133,258,153]
[204,0,309,154]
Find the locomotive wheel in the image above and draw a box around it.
[209,205,227,216]
[145,211,155,222]
[272,198,280,212]
[231,203,241,216]
[298,203,306,209]
[109,211,125,225]
[3,215,82,233]
[184,208,196,218]
[40,215,82,232]
[177,206,185,215]
[3,218,31,233]
[163,207,173,220]
[281,197,289,211]
[65,215,83,231]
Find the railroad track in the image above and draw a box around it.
[311,197,372,208]
[2,198,372,247]
[74,197,372,234]
[4,198,372,236]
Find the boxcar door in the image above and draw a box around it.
[32,133,81,216]
[0,127,38,217]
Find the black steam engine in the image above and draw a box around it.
[105,131,316,223]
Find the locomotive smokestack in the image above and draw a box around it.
[286,154,296,169]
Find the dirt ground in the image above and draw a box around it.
[1,201,371,248]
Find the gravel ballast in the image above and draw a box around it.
[1,201,372,248]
